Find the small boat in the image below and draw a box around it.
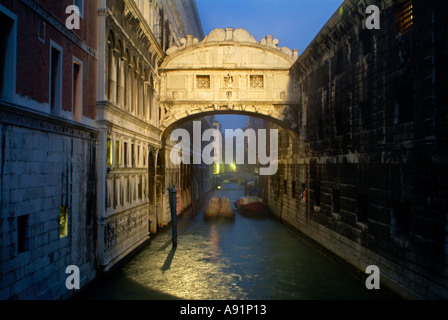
[204,197,235,220]
[234,196,268,216]
[219,197,235,220]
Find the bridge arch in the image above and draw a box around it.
[159,28,300,139]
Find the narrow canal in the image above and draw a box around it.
[76,182,395,300]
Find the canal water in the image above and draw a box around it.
[76,182,395,300]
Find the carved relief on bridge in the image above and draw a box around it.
[102,206,149,265]
[159,28,300,131]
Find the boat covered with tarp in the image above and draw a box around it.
[204,197,235,220]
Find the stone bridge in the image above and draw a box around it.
[159,27,300,138]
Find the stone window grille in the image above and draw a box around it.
[314,185,321,207]
[17,215,29,252]
[332,188,340,213]
[196,75,210,89]
[250,75,264,89]
[292,181,296,198]
[391,201,410,237]
[356,194,369,223]
[395,0,413,35]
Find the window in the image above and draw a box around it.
[50,42,63,116]
[107,139,113,166]
[284,180,287,195]
[332,188,340,213]
[72,59,82,122]
[115,141,121,167]
[38,20,46,43]
[0,6,16,101]
[124,142,128,166]
[250,75,264,89]
[292,181,296,198]
[74,0,84,19]
[131,144,135,167]
[314,185,321,207]
[317,119,323,140]
[301,183,307,203]
[395,81,413,124]
[138,176,142,199]
[59,207,68,238]
[356,194,369,223]
[395,0,413,35]
[17,215,29,253]
[360,101,372,130]
[196,75,210,89]
[391,201,410,237]
[137,145,140,167]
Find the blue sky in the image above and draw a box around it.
[195,0,344,129]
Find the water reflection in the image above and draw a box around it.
[78,182,396,300]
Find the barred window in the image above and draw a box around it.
[196,75,210,89]
[395,0,413,35]
[250,75,264,89]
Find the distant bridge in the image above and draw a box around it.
[217,172,257,184]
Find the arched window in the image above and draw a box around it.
[130,56,137,114]
[107,31,116,103]
[138,63,143,118]
[148,73,154,122]
[125,50,130,111]
[116,40,124,108]
[143,69,148,121]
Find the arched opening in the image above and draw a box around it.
[161,109,298,142]
[107,31,116,103]
[155,150,164,229]
[160,112,300,218]
[124,49,130,111]
[148,150,156,234]
[116,40,124,108]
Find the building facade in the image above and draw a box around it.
[0,0,204,299]
[95,0,203,271]
[268,0,448,299]
[0,0,98,299]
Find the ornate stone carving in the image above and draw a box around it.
[280,91,286,100]
[165,28,298,61]
[103,208,148,263]
[224,74,233,89]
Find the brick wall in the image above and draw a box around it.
[3,0,97,119]
[268,0,448,299]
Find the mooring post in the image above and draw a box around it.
[168,185,178,247]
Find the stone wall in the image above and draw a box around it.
[0,103,98,299]
[268,0,448,299]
